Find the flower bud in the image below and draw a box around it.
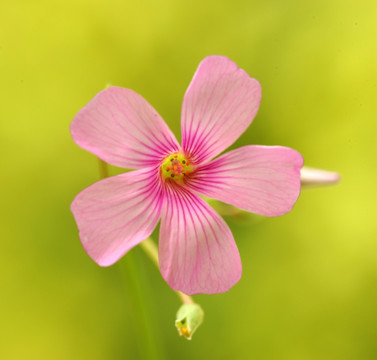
[175,303,204,340]
[300,166,340,187]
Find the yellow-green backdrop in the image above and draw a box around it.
[1,0,376,359]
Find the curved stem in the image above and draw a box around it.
[139,238,194,305]
[97,158,195,306]
[121,250,163,360]
[97,158,163,358]
[98,158,109,179]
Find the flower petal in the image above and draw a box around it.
[159,186,241,295]
[71,168,163,266]
[189,146,303,217]
[181,56,261,163]
[70,87,179,169]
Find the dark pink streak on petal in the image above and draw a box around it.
[188,146,303,217]
[159,185,241,295]
[71,168,164,266]
[71,87,179,169]
[181,56,261,164]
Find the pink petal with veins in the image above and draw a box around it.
[159,186,241,295]
[71,87,179,169]
[181,56,261,163]
[71,168,163,266]
[189,146,303,217]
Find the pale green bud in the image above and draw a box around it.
[175,303,204,340]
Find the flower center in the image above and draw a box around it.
[160,152,194,184]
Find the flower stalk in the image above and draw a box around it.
[98,158,109,179]
[139,238,194,305]
[98,158,201,339]
[97,159,195,305]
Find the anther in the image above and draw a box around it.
[160,152,194,184]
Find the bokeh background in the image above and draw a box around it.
[1,0,376,359]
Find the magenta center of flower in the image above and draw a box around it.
[160,152,194,184]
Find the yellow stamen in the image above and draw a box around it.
[160,152,194,184]
[181,327,190,337]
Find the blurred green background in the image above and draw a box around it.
[1,0,376,359]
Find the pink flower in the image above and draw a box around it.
[70,56,303,295]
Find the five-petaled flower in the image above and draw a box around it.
[70,56,303,295]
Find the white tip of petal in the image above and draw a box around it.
[300,167,340,187]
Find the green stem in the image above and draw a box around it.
[98,157,195,305]
[121,250,163,360]
[98,158,109,179]
[97,158,162,359]
[139,238,194,305]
